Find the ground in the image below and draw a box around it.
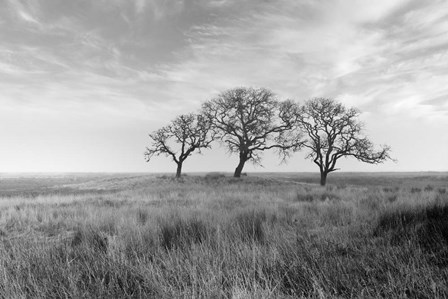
[0,172,447,298]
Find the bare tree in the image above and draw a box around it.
[202,87,304,177]
[145,113,213,178]
[296,98,392,186]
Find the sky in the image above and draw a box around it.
[0,0,447,173]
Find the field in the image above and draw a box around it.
[0,172,447,298]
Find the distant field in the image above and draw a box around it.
[0,172,447,298]
[255,171,448,187]
[1,171,447,195]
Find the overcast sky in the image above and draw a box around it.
[1,0,447,173]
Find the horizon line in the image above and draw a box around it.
[1,170,447,175]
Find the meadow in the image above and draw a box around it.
[0,172,447,298]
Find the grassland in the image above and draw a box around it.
[0,172,447,298]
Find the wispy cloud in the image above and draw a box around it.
[0,0,447,172]
[158,0,448,120]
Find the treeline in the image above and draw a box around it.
[145,87,391,186]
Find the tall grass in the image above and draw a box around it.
[0,174,447,298]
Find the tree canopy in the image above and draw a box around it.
[145,113,213,178]
[202,87,304,177]
[296,98,391,185]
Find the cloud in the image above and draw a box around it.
[1,0,447,172]
[153,0,448,119]
[2,0,447,118]
[6,0,40,24]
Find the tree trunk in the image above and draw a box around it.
[234,153,248,178]
[175,162,183,178]
[320,171,327,186]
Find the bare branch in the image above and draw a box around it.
[202,87,305,177]
[144,113,214,178]
[296,98,393,185]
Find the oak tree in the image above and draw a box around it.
[145,113,213,178]
[202,87,304,177]
[297,98,391,186]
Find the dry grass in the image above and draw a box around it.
[0,173,447,298]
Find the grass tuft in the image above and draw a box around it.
[71,226,109,253]
[374,204,448,250]
[158,216,209,250]
[233,209,266,244]
[296,192,314,202]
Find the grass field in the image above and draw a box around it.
[0,172,447,298]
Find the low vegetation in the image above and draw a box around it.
[0,173,447,298]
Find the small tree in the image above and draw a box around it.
[145,113,213,178]
[202,87,304,177]
[297,98,391,186]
